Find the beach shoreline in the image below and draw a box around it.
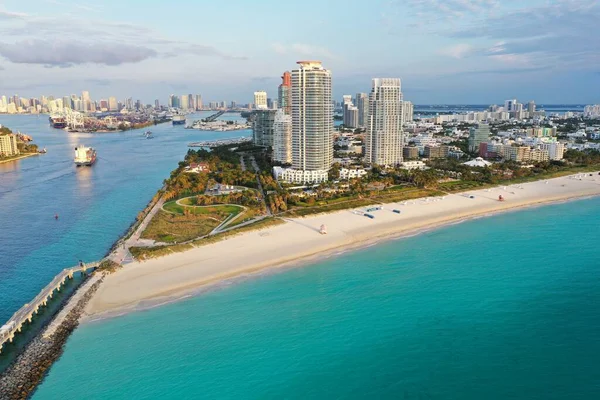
[83,172,600,323]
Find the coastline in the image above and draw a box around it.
[84,173,600,322]
[0,153,38,164]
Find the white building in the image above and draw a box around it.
[272,166,328,184]
[339,168,367,180]
[463,157,492,167]
[584,105,600,118]
[273,109,292,164]
[364,78,404,166]
[290,60,333,179]
[399,161,427,170]
[0,133,20,156]
[254,91,268,110]
[538,142,565,161]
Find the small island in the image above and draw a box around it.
[0,124,41,164]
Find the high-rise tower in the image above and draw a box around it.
[278,72,291,115]
[291,61,333,173]
[365,78,404,166]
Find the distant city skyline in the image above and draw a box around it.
[0,0,598,104]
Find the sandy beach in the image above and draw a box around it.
[85,172,600,320]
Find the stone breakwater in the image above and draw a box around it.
[0,276,105,400]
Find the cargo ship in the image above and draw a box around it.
[74,145,97,166]
[49,115,67,129]
[172,114,186,125]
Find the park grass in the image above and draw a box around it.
[140,210,222,243]
[163,200,244,217]
[131,217,284,261]
[282,187,439,217]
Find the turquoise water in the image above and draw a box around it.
[0,113,249,365]
[34,197,600,399]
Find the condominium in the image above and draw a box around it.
[290,60,333,179]
[252,109,277,147]
[254,91,268,110]
[343,103,359,128]
[365,78,404,166]
[355,93,368,128]
[0,133,19,156]
[403,101,414,123]
[277,72,291,115]
[468,124,490,152]
[539,142,565,160]
[273,109,292,164]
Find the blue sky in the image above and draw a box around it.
[0,0,598,104]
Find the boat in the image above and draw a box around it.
[74,145,97,166]
[49,115,67,129]
[143,131,154,139]
[172,114,186,125]
[39,148,47,154]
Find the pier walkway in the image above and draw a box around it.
[0,262,99,353]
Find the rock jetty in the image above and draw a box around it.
[0,277,104,400]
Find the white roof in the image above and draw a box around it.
[463,157,492,167]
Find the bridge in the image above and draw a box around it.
[201,110,225,122]
[0,262,99,354]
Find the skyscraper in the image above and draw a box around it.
[273,109,292,164]
[527,101,536,114]
[82,91,91,111]
[108,96,118,112]
[254,91,268,109]
[343,103,359,128]
[504,99,518,112]
[181,94,189,110]
[355,93,368,128]
[252,109,277,147]
[278,71,291,115]
[402,100,414,123]
[195,95,203,110]
[468,123,491,152]
[365,78,404,166]
[291,61,333,173]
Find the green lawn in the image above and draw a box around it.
[141,210,222,243]
[164,200,244,217]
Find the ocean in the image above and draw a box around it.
[32,196,600,399]
[0,113,249,367]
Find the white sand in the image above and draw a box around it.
[85,173,600,320]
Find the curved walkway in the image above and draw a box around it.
[161,198,249,234]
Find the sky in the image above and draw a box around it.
[0,0,598,104]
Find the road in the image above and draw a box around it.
[249,155,272,216]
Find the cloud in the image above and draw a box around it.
[0,9,27,20]
[0,40,157,67]
[438,43,474,59]
[178,44,247,61]
[271,43,335,59]
[86,78,111,86]
[448,66,547,77]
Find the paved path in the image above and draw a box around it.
[250,155,272,216]
[108,197,165,264]
[1,262,99,352]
